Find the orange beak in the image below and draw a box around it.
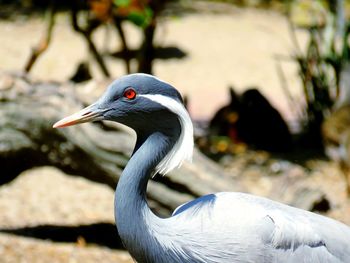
[53,104,103,128]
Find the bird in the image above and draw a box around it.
[53,73,350,263]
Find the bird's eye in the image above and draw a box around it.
[123,88,137,100]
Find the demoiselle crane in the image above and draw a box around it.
[53,74,350,263]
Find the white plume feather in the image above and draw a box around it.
[140,94,194,175]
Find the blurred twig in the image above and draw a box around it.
[24,0,56,73]
[113,15,131,73]
[71,0,111,78]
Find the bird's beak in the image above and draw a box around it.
[53,103,104,128]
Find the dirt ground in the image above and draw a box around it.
[0,167,133,263]
[1,2,348,263]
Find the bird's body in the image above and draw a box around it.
[54,74,350,263]
[171,192,350,262]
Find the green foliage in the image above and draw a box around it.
[114,0,131,7]
[127,7,153,27]
[113,0,154,28]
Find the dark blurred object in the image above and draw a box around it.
[237,88,293,152]
[206,86,292,156]
[70,61,92,83]
[209,87,241,143]
[110,46,187,60]
[290,189,331,213]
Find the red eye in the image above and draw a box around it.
[123,88,136,100]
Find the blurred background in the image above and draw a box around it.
[0,0,350,262]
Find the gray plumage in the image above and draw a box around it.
[54,73,350,263]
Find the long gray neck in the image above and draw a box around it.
[115,128,179,262]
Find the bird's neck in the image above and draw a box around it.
[115,130,179,261]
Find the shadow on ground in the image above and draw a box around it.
[0,222,124,249]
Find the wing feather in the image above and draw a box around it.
[167,192,350,262]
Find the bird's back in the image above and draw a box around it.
[158,192,350,263]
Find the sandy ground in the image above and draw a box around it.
[0,2,307,121]
[0,167,134,263]
[0,233,132,263]
[0,168,115,228]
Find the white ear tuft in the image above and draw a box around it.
[140,94,194,175]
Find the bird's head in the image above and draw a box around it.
[54,74,182,130]
[53,73,193,174]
